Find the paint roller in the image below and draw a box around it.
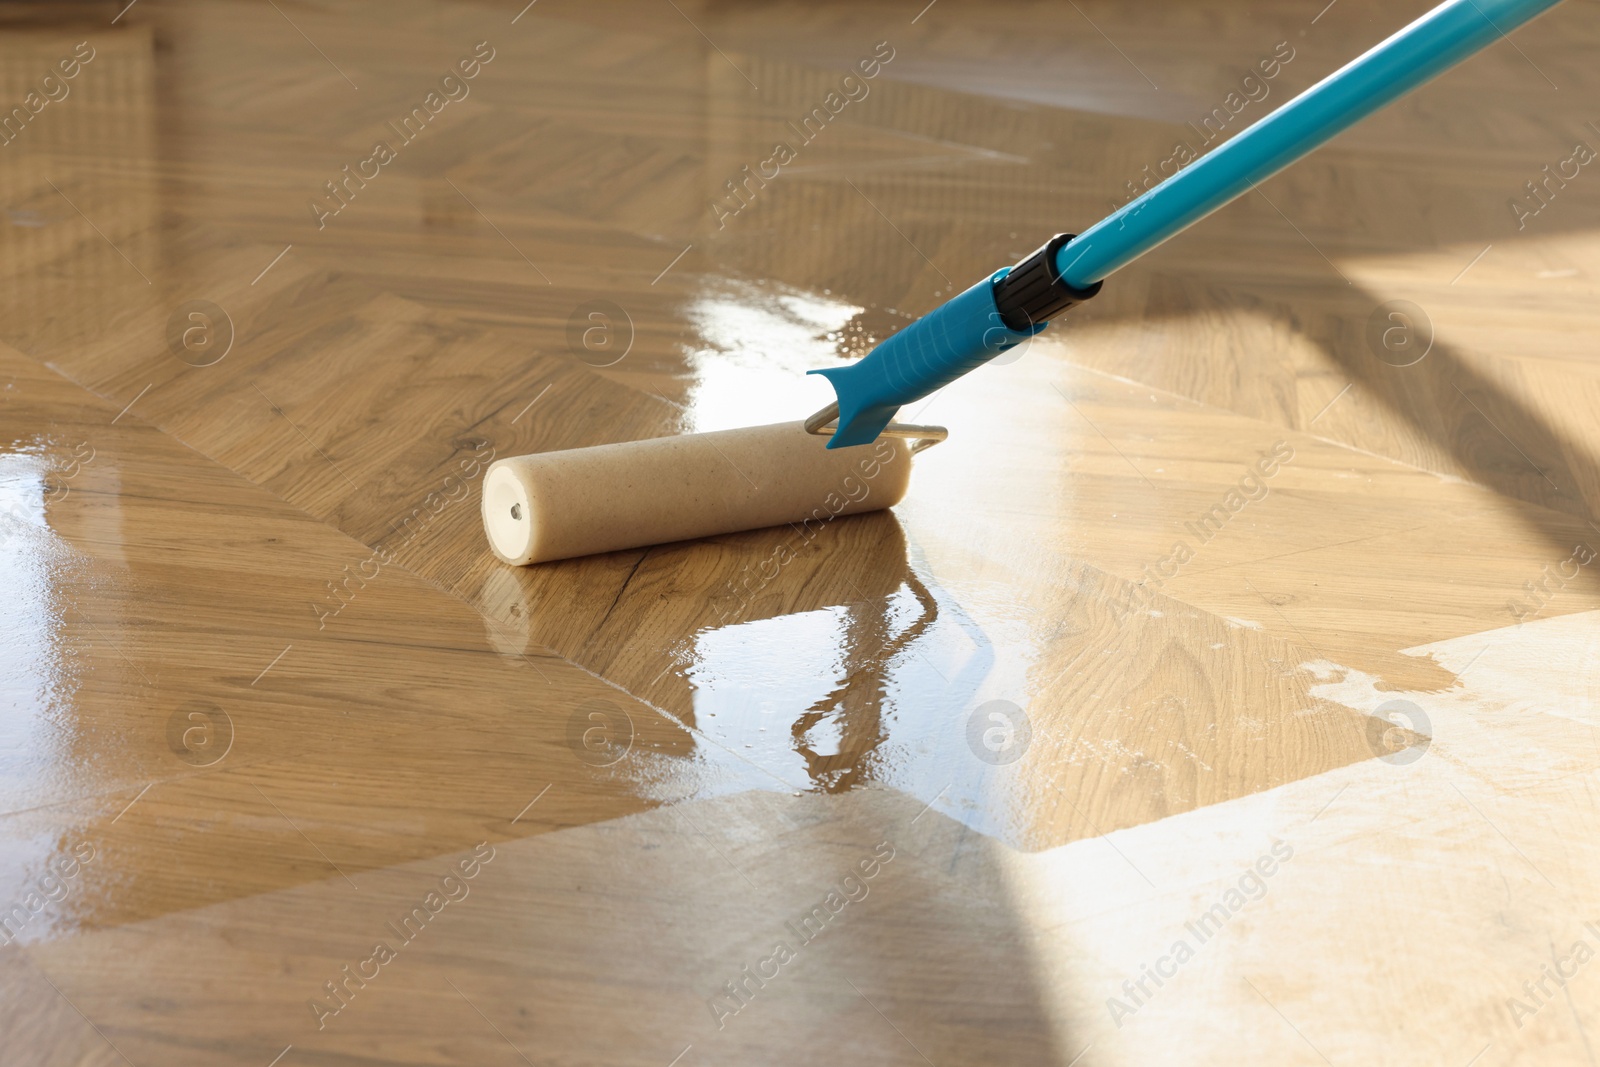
[484,0,1563,566]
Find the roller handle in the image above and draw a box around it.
[1058,0,1566,288]
[807,235,1100,448]
[994,233,1104,330]
[811,0,1564,448]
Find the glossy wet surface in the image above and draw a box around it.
[2,0,1599,1063]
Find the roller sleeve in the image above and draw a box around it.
[482,421,914,565]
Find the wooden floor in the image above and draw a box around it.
[2,0,1599,1062]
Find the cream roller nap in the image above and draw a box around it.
[481,421,915,565]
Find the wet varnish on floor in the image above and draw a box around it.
[2,0,1599,1064]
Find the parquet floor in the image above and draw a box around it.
[2,0,1599,1063]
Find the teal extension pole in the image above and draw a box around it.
[1059,0,1563,287]
[808,0,1564,448]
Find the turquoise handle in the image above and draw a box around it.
[807,270,1043,448]
[811,0,1564,447]
[1059,0,1564,288]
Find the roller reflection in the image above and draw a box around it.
[686,531,942,793]
[677,512,997,804]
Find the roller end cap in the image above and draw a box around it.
[482,462,536,565]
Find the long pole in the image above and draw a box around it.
[1057,0,1563,289]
